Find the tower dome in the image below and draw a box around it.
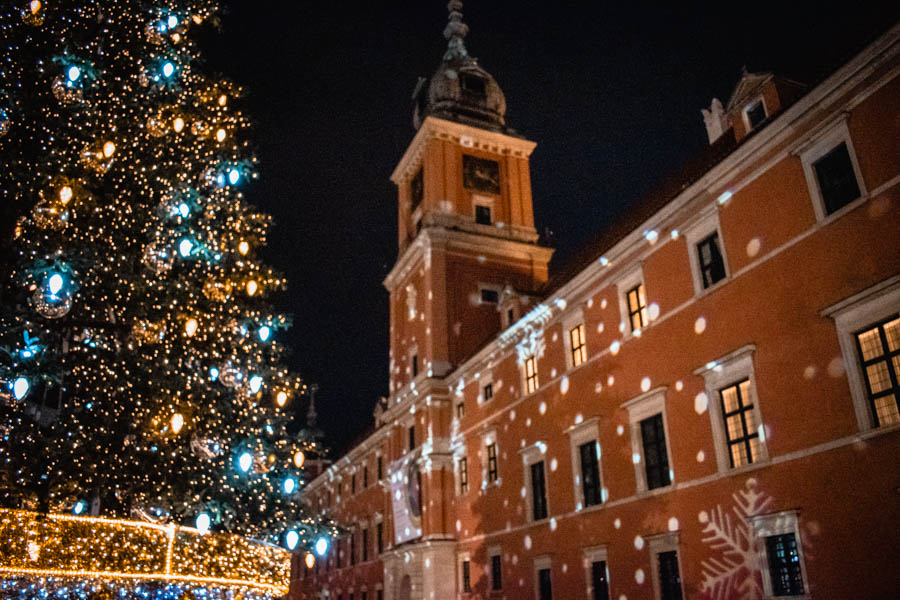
[413,1,509,132]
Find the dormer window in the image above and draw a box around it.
[744,99,767,131]
[460,72,487,99]
[410,167,424,212]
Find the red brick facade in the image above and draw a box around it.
[292,24,900,600]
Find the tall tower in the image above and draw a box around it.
[380,3,552,598]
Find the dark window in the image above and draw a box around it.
[410,168,424,212]
[482,382,493,402]
[409,425,416,450]
[491,554,503,590]
[459,456,468,493]
[657,551,683,600]
[462,560,471,592]
[531,460,548,521]
[855,315,900,427]
[456,401,465,419]
[362,593,367,600]
[350,531,356,565]
[591,561,609,600]
[627,284,648,331]
[579,441,602,507]
[350,594,354,600]
[475,204,492,225]
[411,354,418,378]
[351,473,356,495]
[538,567,552,600]
[480,287,498,303]
[570,324,587,366]
[377,456,383,480]
[766,533,805,596]
[697,232,727,288]
[377,591,383,600]
[719,379,761,467]
[376,522,383,554]
[525,356,538,394]
[460,72,487,98]
[462,154,501,194]
[363,465,368,488]
[745,100,766,129]
[640,414,671,490]
[507,308,515,325]
[487,442,498,482]
[362,528,369,561]
[813,142,861,215]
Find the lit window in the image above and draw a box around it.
[744,100,766,130]
[569,324,587,366]
[854,315,900,427]
[719,379,761,467]
[458,456,468,493]
[487,442,498,483]
[627,284,648,331]
[640,414,671,490]
[525,356,538,394]
[697,232,727,289]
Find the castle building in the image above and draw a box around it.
[291,6,900,599]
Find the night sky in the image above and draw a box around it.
[201,2,895,455]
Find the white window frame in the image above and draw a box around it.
[695,345,768,473]
[521,442,549,522]
[481,429,500,488]
[488,545,503,592]
[823,275,900,432]
[522,354,539,395]
[478,372,494,405]
[472,193,495,226]
[533,555,552,600]
[615,264,648,337]
[647,532,685,600]
[562,308,587,369]
[798,117,867,222]
[458,551,473,594]
[583,545,610,600]
[567,417,603,511]
[742,96,768,132]
[683,206,729,296]
[623,387,674,493]
[749,510,810,600]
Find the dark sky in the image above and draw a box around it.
[202,2,896,455]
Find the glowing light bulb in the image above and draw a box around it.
[218,94,227,106]
[73,500,86,515]
[249,375,263,394]
[238,240,250,255]
[314,537,328,556]
[276,391,288,407]
[30,1,42,13]
[184,318,198,337]
[67,65,81,82]
[167,15,178,28]
[178,239,194,257]
[216,128,227,142]
[162,62,175,78]
[283,477,296,494]
[227,168,241,185]
[258,326,271,342]
[238,452,253,473]
[170,413,184,434]
[246,280,258,296]
[305,553,315,569]
[293,450,305,469]
[173,117,185,132]
[102,141,116,158]
[195,512,210,535]
[286,530,300,550]
[47,273,64,296]
[178,202,190,218]
[12,377,30,401]
[59,186,73,205]
[209,367,219,381]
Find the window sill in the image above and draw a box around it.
[815,193,867,227]
[694,275,730,299]
[637,483,675,498]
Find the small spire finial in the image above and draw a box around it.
[443,0,469,60]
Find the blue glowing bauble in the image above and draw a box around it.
[67,65,81,82]
[283,477,296,494]
[258,326,271,342]
[161,61,175,78]
[238,451,253,473]
[285,530,300,550]
[177,202,190,218]
[178,238,194,258]
[195,512,211,535]
[248,375,263,394]
[227,169,241,185]
[12,377,30,401]
[167,15,178,28]
[209,367,219,381]
[72,500,86,515]
[314,536,329,556]
[47,273,64,296]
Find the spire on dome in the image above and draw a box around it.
[443,0,470,61]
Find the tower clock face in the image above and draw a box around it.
[463,154,500,194]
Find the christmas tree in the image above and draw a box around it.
[0,0,332,553]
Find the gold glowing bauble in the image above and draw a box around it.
[171,413,185,434]
[238,240,250,255]
[304,553,315,569]
[293,451,305,469]
[216,128,227,142]
[59,185,73,205]
[102,141,116,158]
[246,280,258,296]
[218,94,227,106]
[173,117,185,132]
[275,391,288,407]
[184,318,199,337]
[172,32,182,43]
[31,0,42,12]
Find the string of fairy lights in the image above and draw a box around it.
[0,0,338,585]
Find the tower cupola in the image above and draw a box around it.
[412,1,508,132]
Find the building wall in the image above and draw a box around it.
[293,26,900,600]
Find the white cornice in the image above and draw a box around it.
[390,116,537,185]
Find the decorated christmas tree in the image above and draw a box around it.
[0,0,332,554]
